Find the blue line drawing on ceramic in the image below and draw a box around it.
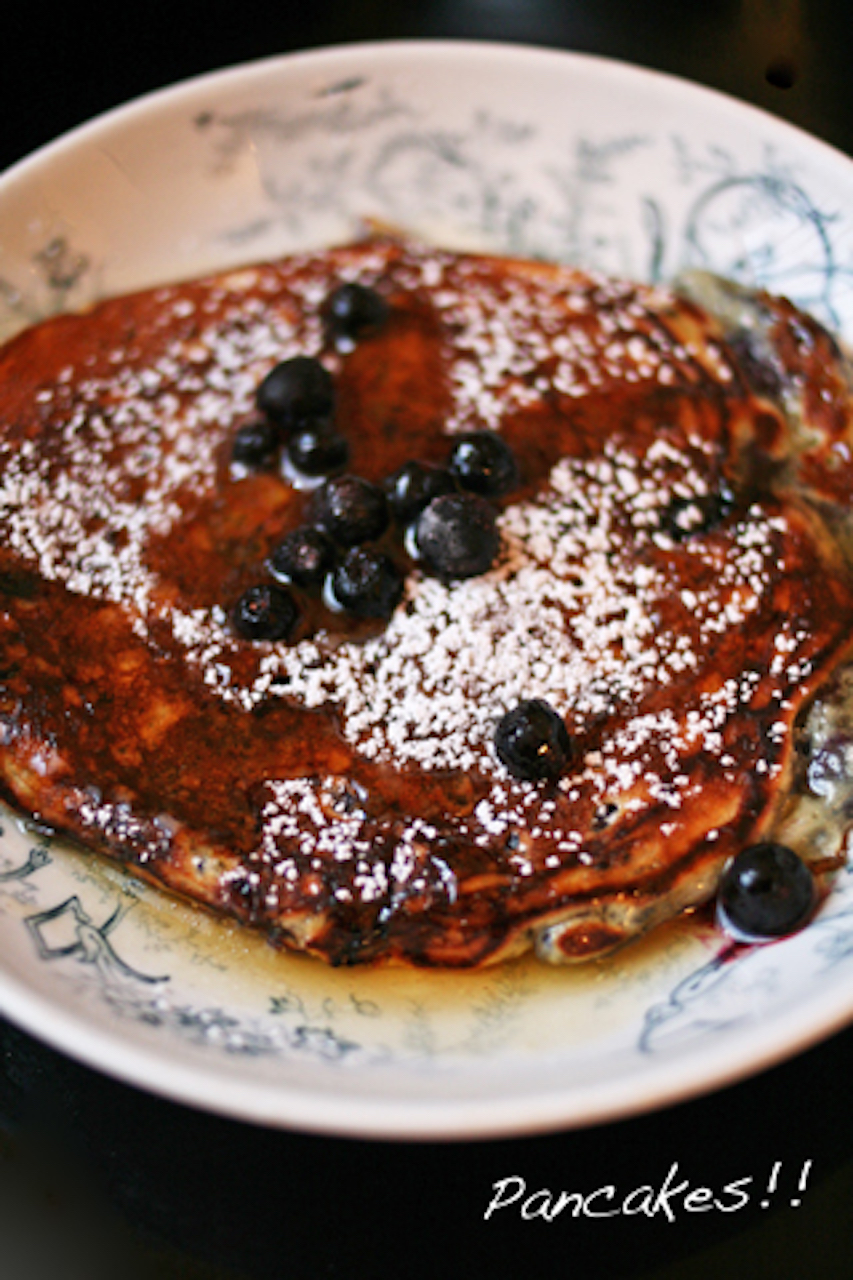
[542,133,658,272]
[639,899,853,1055]
[0,843,51,882]
[99,984,376,1063]
[269,986,379,1023]
[638,953,761,1054]
[365,113,539,254]
[642,197,667,283]
[24,895,169,985]
[32,237,91,298]
[186,99,853,336]
[681,172,852,330]
[805,903,853,969]
[195,83,415,241]
[0,236,92,333]
[103,987,299,1058]
[265,986,381,1061]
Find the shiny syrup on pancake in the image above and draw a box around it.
[0,237,851,967]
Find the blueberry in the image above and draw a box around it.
[269,527,336,589]
[661,483,735,541]
[384,461,456,525]
[314,475,389,547]
[717,842,816,940]
[330,548,404,619]
[324,282,389,344]
[286,425,350,478]
[415,493,500,580]
[256,356,334,430]
[231,419,279,468]
[494,699,573,782]
[448,431,519,498]
[233,584,299,641]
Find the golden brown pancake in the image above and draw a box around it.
[0,236,852,966]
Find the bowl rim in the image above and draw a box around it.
[2,936,853,1140]
[3,38,851,194]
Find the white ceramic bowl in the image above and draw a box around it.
[2,41,853,1139]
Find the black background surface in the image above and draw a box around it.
[2,3,853,1278]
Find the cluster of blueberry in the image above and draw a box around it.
[233,433,521,643]
[230,280,518,631]
[228,280,582,786]
[231,282,390,479]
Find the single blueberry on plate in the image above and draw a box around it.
[494,699,573,782]
[448,431,519,498]
[286,425,350,477]
[330,548,404,618]
[415,493,500,580]
[717,841,816,940]
[385,460,456,525]
[324,282,389,343]
[233,584,299,641]
[256,356,334,429]
[314,475,389,546]
[269,527,336,589]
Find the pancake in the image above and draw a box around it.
[0,235,852,967]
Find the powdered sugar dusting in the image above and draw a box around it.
[0,241,707,628]
[238,443,794,787]
[0,275,318,615]
[0,240,808,810]
[412,256,709,432]
[2,237,850,962]
[0,238,824,870]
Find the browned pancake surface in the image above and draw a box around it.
[1,238,852,966]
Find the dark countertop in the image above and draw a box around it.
[3,4,853,1278]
